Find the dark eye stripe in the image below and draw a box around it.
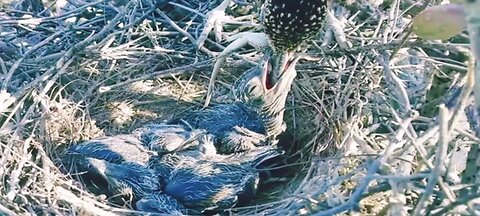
[248,86,255,94]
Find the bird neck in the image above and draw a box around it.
[262,109,286,139]
[260,63,297,138]
[258,89,290,138]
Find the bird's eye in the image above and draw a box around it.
[248,81,260,94]
[247,85,256,95]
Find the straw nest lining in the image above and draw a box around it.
[0,0,477,215]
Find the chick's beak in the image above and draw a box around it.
[260,50,298,92]
[260,55,273,90]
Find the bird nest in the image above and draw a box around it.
[0,0,477,215]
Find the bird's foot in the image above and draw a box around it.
[196,0,233,49]
[221,32,269,58]
[204,32,269,107]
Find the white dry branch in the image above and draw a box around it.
[1,0,480,215]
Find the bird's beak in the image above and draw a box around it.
[260,55,273,90]
[270,51,294,81]
[260,51,297,92]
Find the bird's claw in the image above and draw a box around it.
[204,32,269,107]
[197,0,233,49]
[222,32,268,57]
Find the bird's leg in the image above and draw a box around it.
[204,32,269,107]
[197,0,233,49]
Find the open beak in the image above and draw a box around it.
[261,51,296,91]
[260,56,273,90]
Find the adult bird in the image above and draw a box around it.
[203,0,329,106]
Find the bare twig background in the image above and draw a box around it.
[0,0,478,215]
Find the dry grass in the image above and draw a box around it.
[0,0,478,215]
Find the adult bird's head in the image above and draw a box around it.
[261,0,328,80]
[233,51,299,137]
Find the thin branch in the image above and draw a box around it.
[412,105,450,215]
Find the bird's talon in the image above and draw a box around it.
[196,0,232,49]
[204,32,269,107]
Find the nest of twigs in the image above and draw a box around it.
[1,0,479,215]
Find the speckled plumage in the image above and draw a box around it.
[262,0,328,51]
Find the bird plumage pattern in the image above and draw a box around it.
[63,123,281,214]
[60,0,323,214]
[171,57,296,155]
[262,0,328,51]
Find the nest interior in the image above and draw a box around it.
[1,0,478,215]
